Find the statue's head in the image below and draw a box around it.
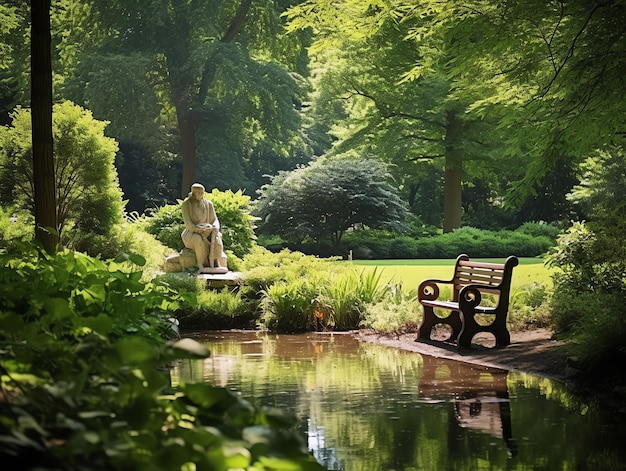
[190,183,205,200]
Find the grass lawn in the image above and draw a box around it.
[351,257,554,292]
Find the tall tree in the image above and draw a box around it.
[384,0,626,202]
[31,0,57,251]
[286,0,625,224]
[286,4,512,231]
[59,0,311,198]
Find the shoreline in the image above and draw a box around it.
[353,328,573,383]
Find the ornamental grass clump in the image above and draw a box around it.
[259,280,318,332]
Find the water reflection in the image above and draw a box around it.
[171,331,626,471]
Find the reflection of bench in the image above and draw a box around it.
[416,254,519,348]
[418,359,516,456]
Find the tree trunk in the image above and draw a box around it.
[178,106,197,197]
[31,0,58,252]
[177,0,253,197]
[442,110,463,233]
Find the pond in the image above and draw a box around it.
[171,331,626,471]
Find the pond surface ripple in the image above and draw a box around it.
[172,331,626,471]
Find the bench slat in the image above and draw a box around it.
[458,260,505,270]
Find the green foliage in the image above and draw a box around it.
[143,189,256,258]
[0,242,323,470]
[546,217,626,380]
[0,206,32,246]
[260,280,318,333]
[568,145,626,254]
[508,283,553,331]
[158,272,254,330]
[109,221,171,276]
[341,226,553,259]
[255,155,409,247]
[206,189,257,259]
[318,268,389,330]
[185,288,251,330]
[0,101,123,251]
[558,293,626,380]
[361,283,421,335]
[143,204,185,251]
[515,221,561,241]
[59,0,313,207]
[250,249,392,332]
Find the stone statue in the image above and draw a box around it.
[180,183,228,273]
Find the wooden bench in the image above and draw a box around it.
[416,254,519,348]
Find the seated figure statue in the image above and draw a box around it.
[181,183,228,273]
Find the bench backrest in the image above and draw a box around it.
[451,254,519,302]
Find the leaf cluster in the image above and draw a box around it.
[0,242,324,470]
[143,188,256,259]
[0,101,123,242]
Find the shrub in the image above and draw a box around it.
[0,207,33,247]
[249,248,393,332]
[515,221,561,241]
[361,283,421,335]
[142,204,184,250]
[0,242,324,470]
[0,102,123,247]
[337,226,554,259]
[509,282,553,330]
[143,189,256,258]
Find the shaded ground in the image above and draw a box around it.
[356,328,572,383]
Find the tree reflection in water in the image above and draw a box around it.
[172,331,626,470]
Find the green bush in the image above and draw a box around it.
[0,242,323,470]
[508,282,553,330]
[515,221,561,241]
[361,283,421,335]
[249,249,393,332]
[143,203,186,250]
[143,189,256,258]
[0,102,124,251]
[260,280,319,333]
[546,221,626,381]
[340,226,553,259]
[157,272,255,330]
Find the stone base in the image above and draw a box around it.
[199,266,229,274]
[198,271,244,289]
[164,248,200,273]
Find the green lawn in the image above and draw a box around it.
[351,257,554,292]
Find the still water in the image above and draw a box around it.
[171,331,626,471]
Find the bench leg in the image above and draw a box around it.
[458,310,511,349]
[417,305,437,340]
[417,306,462,342]
[458,308,478,349]
[492,313,511,347]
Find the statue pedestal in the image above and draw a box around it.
[199,266,229,274]
[197,271,244,289]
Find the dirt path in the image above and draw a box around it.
[355,328,572,382]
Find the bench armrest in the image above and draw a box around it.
[418,279,453,302]
[458,283,503,309]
